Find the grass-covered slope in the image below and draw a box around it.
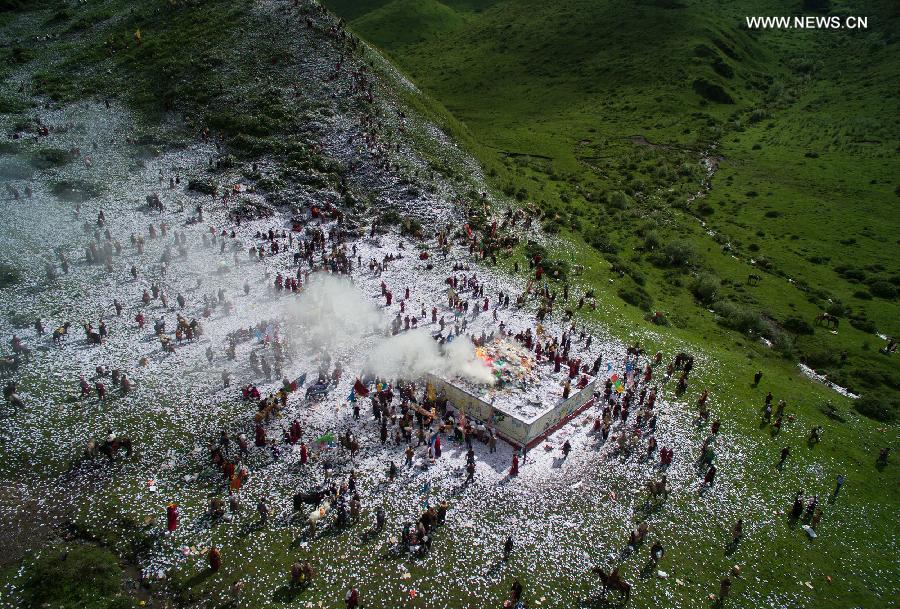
[327,0,900,415]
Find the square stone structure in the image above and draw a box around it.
[424,339,596,448]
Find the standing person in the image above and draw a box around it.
[466,459,475,483]
[562,440,572,459]
[345,587,359,609]
[702,465,716,488]
[778,446,790,468]
[833,474,844,498]
[503,535,514,561]
[405,445,414,468]
[731,519,743,545]
[509,453,519,477]
[488,432,497,453]
[716,577,731,606]
[166,503,179,532]
[650,540,665,564]
[209,546,221,572]
[300,442,309,465]
[258,500,270,525]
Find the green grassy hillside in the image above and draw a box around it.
[327,0,900,415]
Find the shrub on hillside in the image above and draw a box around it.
[712,299,764,334]
[30,148,74,169]
[850,317,877,334]
[659,240,697,268]
[854,395,897,423]
[607,190,631,210]
[21,544,122,609]
[618,285,653,311]
[691,272,720,304]
[692,79,734,104]
[868,280,897,299]
[783,316,814,335]
[825,301,846,317]
[802,349,838,368]
[0,263,20,289]
[187,178,217,196]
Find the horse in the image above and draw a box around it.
[646,475,669,504]
[340,433,360,460]
[747,273,762,285]
[52,322,71,344]
[293,488,329,511]
[308,500,331,532]
[0,356,20,374]
[591,567,632,602]
[815,312,839,329]
[86,437,133,460]
[4,382,23,410]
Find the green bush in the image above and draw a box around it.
[826,301,846,317]
[802,349,837,368]
[21,544,127,609]
[868,280,897,299]
[772,331,795,358]
[712,299,763,334]
[607,190,631,210]
[691,272,720,304]
[50,179,101,202]
[187,178,217,195]
[849,317,877,334]
[854,395,897,423]
[0,263,21,288]
[692,78,734,103]
[783,316,814,335]
[30,147,75,169]
[660,239,697,268]
[618,285,653,311]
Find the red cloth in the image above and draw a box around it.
[353,379,369,398]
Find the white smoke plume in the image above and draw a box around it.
[288,273,384,352]
[366,329,495,385]
[288,274,494,384]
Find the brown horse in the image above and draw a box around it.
[646,475,669,503]
[592,567,632,602]
[52,322,71,344]
[86,437,133,460]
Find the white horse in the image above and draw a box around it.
[308,500,331,532]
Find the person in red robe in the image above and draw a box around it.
[345,588,359,609]
[255,424,266,447]
[299,442,308,465]
[510,454,519,477]
[166,503,179,532]
[209,546,221,571]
